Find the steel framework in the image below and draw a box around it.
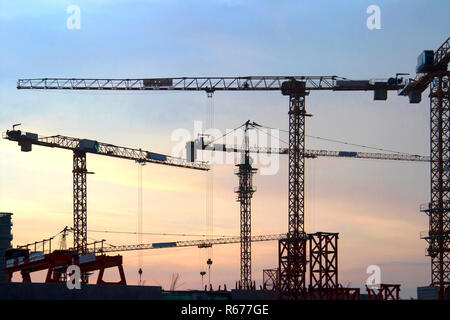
[309,232,338,293]
[278,237,307,299]
[73,151,88,255]
[17,76,404,92]
[327,287,360,300]
[235,154,257,290]
[366,284,401,300]
[15,229,286,255]
[204,144,429,162]
[93,233,286,253]
[277,81,309,299]
[4,250,126,285]
[263,268,279,291]
[421,72,450,297]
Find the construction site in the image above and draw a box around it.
[0,2,449,303]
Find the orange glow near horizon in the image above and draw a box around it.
[0,132,429,298]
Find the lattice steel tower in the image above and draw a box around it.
[235,121,257,289]
[278,80,309,299]
[73,151,88,255]
[425,72,450,298]
[400,37,450,300]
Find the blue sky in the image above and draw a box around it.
[1,0,448,149]
[0,0,449,298]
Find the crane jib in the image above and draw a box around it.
[16,76,405,92]
[3,129,209,171]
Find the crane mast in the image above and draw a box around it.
[399,37,450,299]
[233,121,258,290]
[73,150,87,255]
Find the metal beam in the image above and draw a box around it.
[3,131,209,171]
[16,76,404,92]
[235,156,257,290]
[197,143,429,162]
[92,233,287,253]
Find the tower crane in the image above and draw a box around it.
[3,128,208,258]
[397,37,450,299]
[16,74,405,298]
[187,120,429,290]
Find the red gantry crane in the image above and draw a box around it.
[16,75,407,298]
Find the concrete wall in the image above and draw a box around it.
[230,290,277,300]
[0,282,162,300]
[0,213,13,283]
[417,286,439,300]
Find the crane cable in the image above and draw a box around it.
[138,163,144,279]
[202,123,247,148]
[312,159,317,233]
[252,125,320,233]
[207,120,413,159]
[205,92,214,286]
[87,230,235,237]
[254,123,418,156]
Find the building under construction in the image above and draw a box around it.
[0,36,449,301]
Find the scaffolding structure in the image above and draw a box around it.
[309,232,339,299]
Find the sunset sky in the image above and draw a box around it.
[1,0,449,298]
